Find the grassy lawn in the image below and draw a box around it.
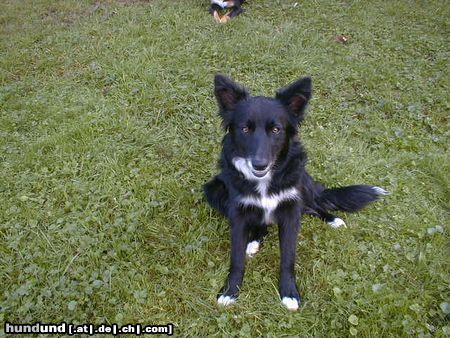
[0,0,448,336]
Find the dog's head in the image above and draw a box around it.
[214,74,312,180]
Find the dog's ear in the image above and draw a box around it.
[214,74,249,115]
[276,77,312,123]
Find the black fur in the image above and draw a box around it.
[204,74,386,309]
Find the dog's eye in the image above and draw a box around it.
[242,126,249,133]
[272,127,281,134]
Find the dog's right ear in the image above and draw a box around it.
[214,74,249,125]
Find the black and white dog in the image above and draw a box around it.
[209,0,245,23]
[204,74,388,310]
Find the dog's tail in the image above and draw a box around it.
[318,185,388,212]
[204,176,229,216]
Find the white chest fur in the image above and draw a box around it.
[231,156,300,223]
[239,186,300,224]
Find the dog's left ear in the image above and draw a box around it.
[276,77,312,122]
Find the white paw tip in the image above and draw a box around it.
[281,297,299,311]
[328,217,346,228]
[372,186,389,195]
[217,295,236,306]
[246,240,260,257]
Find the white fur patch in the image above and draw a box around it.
[217,295,236,306]
[239,187,300,224]
[281,297,299,311]
[246,240,260,257]
[255,176,271,195]
[232,156,299,223]
[211,0,231,9]
[232,157,272,183]
[327,217,346,228]
[372,186,389,195]
[232,157,256,180]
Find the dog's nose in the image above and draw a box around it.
[251,159,269,171]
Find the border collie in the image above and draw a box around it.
[209,0,245,23]
[204,74,388,311]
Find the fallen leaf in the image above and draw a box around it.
[335,34,348,43]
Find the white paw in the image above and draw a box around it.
[246,240,260,257]
[217,295,236,306]
[327,217,346,228]
[372,186,389,195]
[281,297,299,311]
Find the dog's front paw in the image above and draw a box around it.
[217,294,236,306]
[217,283,239,307]
[280,279,301,311]
[281,296,300,311]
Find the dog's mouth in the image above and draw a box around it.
[251,162,273,178]
[232,157,273,181]
[252,168,270,178]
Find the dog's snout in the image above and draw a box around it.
[251,159,269,171]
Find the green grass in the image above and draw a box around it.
[0,0,449,336]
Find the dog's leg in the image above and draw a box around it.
[203,176,228,216]
[217,216,249,305]
[246,226,268,257]
[301,172,347,228]
[275,203,301,311]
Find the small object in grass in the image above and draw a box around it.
[372,283,383,293]
[67,300,77,311]
[213,10,221,23]
[440,302,450,315]
[335,34,348,43]
[220,13,231,23]
[210,0,244,23]
[212,10,230,24]
[348,314,359,325]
